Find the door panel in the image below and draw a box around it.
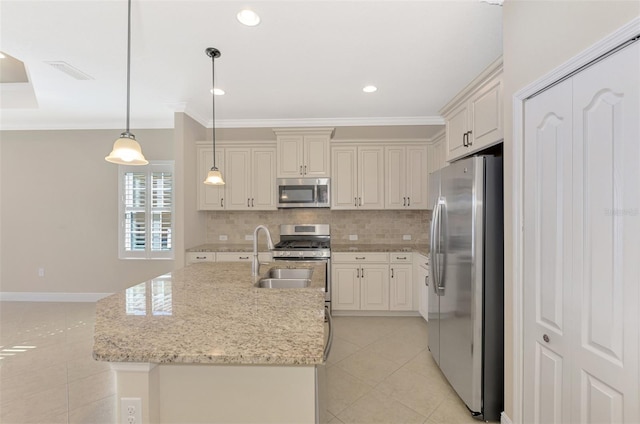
[571,41,640,423]
[523,78,573,424]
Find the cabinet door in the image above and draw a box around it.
[277,135,304,178]
[332,264,360,310]
[358,146,385,209]
[361,264,389,310]
[186,252,216,265]
[225,148,252,210]
[385,146,406,209]
[251,148,277,210]
[197,146,225,210]
[390,264,412,311]
[417,263,429,320]
[405,145,428,209]
[469,74,503,151]
[331,147,358,209]
[304,135,330,177]
[446,102,469,161]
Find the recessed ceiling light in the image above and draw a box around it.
[237,9,260,27]
[363,85,378,93]
[210,88,225,95]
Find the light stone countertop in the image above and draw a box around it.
[92,261,327,366]
[331,243,429,257]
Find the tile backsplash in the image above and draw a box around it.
[205,209,431,245]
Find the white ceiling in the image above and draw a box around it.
[0,1,502,132]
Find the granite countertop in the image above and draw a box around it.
[189,243,430,256]
[331,243,429,257]
[92,261,326,366]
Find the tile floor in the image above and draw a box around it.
[0,302,482,424]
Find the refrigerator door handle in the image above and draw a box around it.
[437,199,448,296]
[430,199,440,294]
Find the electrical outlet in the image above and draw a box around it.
[402,235,412,241]
[349,234,358,241]
[121,397,142,424]
[37,267,45,277]
[245,234,254,241]
[219,235,228,241]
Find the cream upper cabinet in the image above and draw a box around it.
[426,132,446,209]
[274,128,333,178]
[331,145,384,210]
[196,144,225,210]
[385,144,428,209]
[224,146,277,211]
[441,58,503,162]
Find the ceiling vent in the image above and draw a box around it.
[45,61,94,80]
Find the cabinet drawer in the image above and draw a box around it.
[216,252,272,262]
[332,252,389,263]
[186,252,216,264]
[390,252,413,263]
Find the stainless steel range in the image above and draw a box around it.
[273,224,331,310]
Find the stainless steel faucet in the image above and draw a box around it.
[252,225,275,276]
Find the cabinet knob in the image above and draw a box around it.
[543,334,550,343]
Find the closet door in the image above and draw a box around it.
[523,78,574,424]
[570,41,639,424]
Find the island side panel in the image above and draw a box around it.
[158,364,319,423]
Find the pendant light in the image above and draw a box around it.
[203,47,225,185]
[105,0,148,165]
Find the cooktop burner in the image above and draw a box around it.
[274,240,330,249]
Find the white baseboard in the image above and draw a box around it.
[501,411,513,424]
[0,292,112,302]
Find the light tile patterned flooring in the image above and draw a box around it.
[0,302,480,424]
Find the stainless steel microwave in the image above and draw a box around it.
[276,178,330,208]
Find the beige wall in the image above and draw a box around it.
[174,113,208,268]
[201,209,430,247]
[502,0,640,419]
[0,129,174,295]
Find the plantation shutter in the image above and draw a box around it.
[119,162,174,259]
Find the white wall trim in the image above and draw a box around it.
[510,16,640,424]
[0,292,112,302]
[501,411,513,424]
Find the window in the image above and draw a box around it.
[119,161,174,259]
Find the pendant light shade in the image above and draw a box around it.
[203,47,225,185]
[105,0,148,166]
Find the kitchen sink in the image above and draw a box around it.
[268,268,313,279]
[257,278,311,289]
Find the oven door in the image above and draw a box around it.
[272,257,331,309]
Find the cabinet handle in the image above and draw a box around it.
[396,256,407,260]
[403,197,406,206]
[391,268,394,278]
[355,197,358,207]
[359,197,362,206]
[463,132,468,147]
[356,268,360,278]
[239,256,249,260]
[220,198,224,208]
[467,130,473,145]
[304,165,307,175]
[425,275,429,286]
[361,268,364,278]
[251,198,254,207]
[300,165,303,175]
[407,197,410,207]
[355,257,366,260]
[196,256,206,259]
[247,198,250,207]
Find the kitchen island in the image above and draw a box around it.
[93,261,328,424]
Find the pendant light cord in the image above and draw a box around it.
[125,0,132,134]
[211,53,217,168]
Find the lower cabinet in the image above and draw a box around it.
[186,252,216,265]
[186,251,272,265]
[332,252,414,312]
[414,253,429,321]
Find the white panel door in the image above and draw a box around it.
[276,135,303,178]
[332,264,360,310]
[389,264,412,311]
[523,78,573,424]
[360,264,389,310]
[406,145,428,209]
[304,135,330,177]
[570,42,640,424]
[385,146,406,209]
[523,41,640,424]
[225,148,251,210]
[251,148,277,210]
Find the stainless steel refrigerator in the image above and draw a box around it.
[428,155,503,421]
